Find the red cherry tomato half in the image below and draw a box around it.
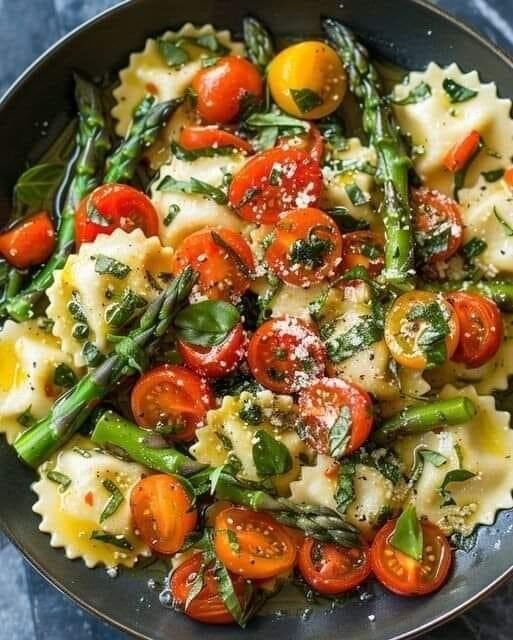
[191,56,264,124]
[298,377,374,456]
[179,126,253,154]
[371,519,452,596]
[340,230,385,277]
[170,553,248,624]
[446,291,503,368]
[265,207,343,286]
[75,184,159,246]
[278,124,325,163]
[177,322,247,379]
[412,188,463,263]
[228,148,323,224]
[130,364,215,441]
[298,537,371,595]
[0,211,55,269]
[171,228,254,301]
[247,316,326,394]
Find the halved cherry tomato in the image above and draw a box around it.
[412,188,463,263]
[75,184,159,246]
[214,507,297,579]
[179,126,253,154]
[247,316,326,393]
[177,322,247,378]
[443,130,481,173]
[298,537,371,595]
[371,518,452,596]
[265,208,343,286]
[191,56,263,124]
[130,364,215,441]
[384,291,460,369]
[298,377,374,456]
[170,553,248,624]
[504,167,513,188]
[340,231,384,277]
[278,124,325,163]
[130,474,197,554]
[446,291,503,368]
[0,211,55,269]
[228,148,323,224]
[171,228,254,301]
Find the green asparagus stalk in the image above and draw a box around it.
[14,267,196,468]
[374,397,476,444]
[103,96,181,184]
[243,17,275,71]
[323,18,415,290]
[91,410,205,475]
[5,74,110,322]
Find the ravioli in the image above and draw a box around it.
[32,435,150,568]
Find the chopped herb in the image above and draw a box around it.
[416,225,451,263]
[164,203,180,225]
[213,561,245,626]
[390,506,423,561]
[213,371,262,397]
[90,530,133,550]
[72,446,92,458]
[393,81,432,105]
[95,255,131,279]
[46,470,71,491]
[334,459,356,513]
[100,479,125,523]
[158,38,190,67]
[211,231,251,277]
[68,291,88,323]
[494,206,513,236]
[157,175,227,205]
[171,140,239,162]
[53,363,77,388]
[82,342,105,367]
[329,406,352,459]
[324,316,383,363]
[86,198,110,226]
[328,159,377,176]
[72,323,89,341]
[326,207,370,232]
[184,563,206,610]
[290,88,323,114]
[482,168,504,182]
[174,300,240,347]
[461,237,487,262]
[14,162,65,210]
[257,272,282,324]
[406,301,450,368]
[245,111,309,130]
[252,430,293,476]
[227,529,240,553]
[289,228,333,269]
[269,165,282,186]
[439,468,476,507]
[442,78,478,103]
[411,448,447,484]
[17,406,36,429]
[105,289,146,328]
[239,399,263,425]
[345,183,371,206]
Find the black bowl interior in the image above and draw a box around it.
[1,1,513,639]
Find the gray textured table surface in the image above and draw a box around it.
[0,1,512,638]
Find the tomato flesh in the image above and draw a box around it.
[130,364,215,441]
[265,207,343,286]
[130,474,197,554]
[446,292,503,368]
[177,323,247,378]
[228,148,323,224]
[278,124,325,163]
[247,316,326,393]
[0,211,55,269]
[179,126,253,154]
[191,56,263,124]
[371,519,452,596]
[340,230,384,277]
[170,553,248,624]
[214,506,297,579]
[298,537,371,595]
[75,184,159,246]
[171,228,254,301]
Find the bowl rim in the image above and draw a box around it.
[1,0,513,638]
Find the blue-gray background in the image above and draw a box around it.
[1,0,512,638]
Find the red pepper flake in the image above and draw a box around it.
[84,491,94,506]
[324,461,340,479]
[145,82,159,96]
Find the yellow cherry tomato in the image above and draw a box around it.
[268,41,347,120]
[384,291,460,370]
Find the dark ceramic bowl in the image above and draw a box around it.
[1,1,513,638]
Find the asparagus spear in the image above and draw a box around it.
[14,267,196,468]
[91,410,205,475]
[374,396,476,444]
[5,74,111,322]
[323,18,415,290]
[243,17,275,71]
[103,96,181,184]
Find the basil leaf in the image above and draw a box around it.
[227,529,240,553]
[326,207,370,232]
[209,466,226,495]
[245,111,309,130]
[90,530,133,550]
[290,229,334,269]
[157,175,227,205]
[214,562,245,626]
[86,199,110,226]
[82,342,105,367]
[324,316,383,363]
[345,183,371,206]
[406,301,450,368]
[100,479,125,523]
[494,206,513,236]
[46,470,71,492]
[239,398,263,425]
[164,204,180,226]
[171,140,239,162]
[158,39,189,67]
[68,291,88,323]
[390,505,423,561]
[95,255,131,279]
[415,225,451,263]
[439,469,476,507]
[105,289,146,328]
[211,231,251,277]
[184,563,206,610]
[393,81,432,105]
[329,406,352,459]
[328,159,377,176]
[252,430,292,476]
[174,300,240,347]
[254,125,279,151]
[334,459,356,514]
[214,371,262,398]
[17,406,36,429]
[53,363,77,388]
[443,78,478,103]
[461,237,487,262]
[14,162,65,209]
[290,88,323,114]
[482,168,504,183]
[411,448,447,484]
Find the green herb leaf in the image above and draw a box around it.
[326,207,370,232]
[184,562,206,610]
[406,301,450,368]
[95,255,131,279]
[53,363,77,388]
[325,316,383,362]
[334,460,356,513]
[328,159,377,176]
[174,300,240,347]
[329,406,352,459]
[17,406,36,429]
[482,168,504,182]
[211,231,251,277]
[245,111,309,130]
[14,162,65,209]
[164,203,180,226]
[454,135,483,200]
[214,561,245,626]
[227,529,240,553]
[494,206,513,236]
[252,430,293,476]
[68,291,88,323]
[461,237,487,262]
[157,175,227,205]
[390,505,423,561]
[439,468,476,506]
[209,466,226,495]
[289,228,334,269]
[46,470,71,491]
[290,88,323,114]
[415,225,451,263]
[86,199,110,226]
[411,448,447,484]
[345,183,371,206]
[158,39,190,67]
[171,140,240,162]
[105,289,146,328]
[393,81,432,105]
[82,342,105,367]
[90,530,133,550]
[239,398,263,425]
[442,78,478,103]
[100,479,125,523]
